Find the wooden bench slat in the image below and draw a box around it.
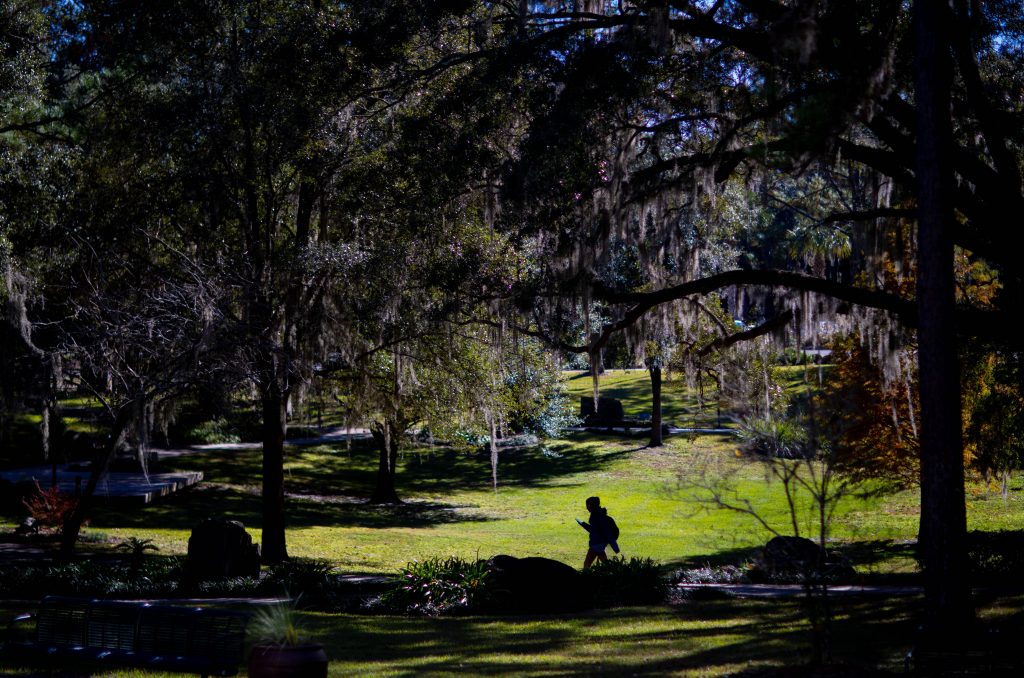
[36,605,87,647]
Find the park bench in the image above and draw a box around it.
[2,595,250,677]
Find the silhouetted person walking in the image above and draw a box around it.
[577,496,619,569]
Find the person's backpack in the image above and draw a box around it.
[605,514,620,542]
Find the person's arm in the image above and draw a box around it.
[576,518,590,532]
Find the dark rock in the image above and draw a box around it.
[757,536,856,582]
[186,518,261,581]
[484,555,587,613]
[580,397,624,423]
[762,536,824,573]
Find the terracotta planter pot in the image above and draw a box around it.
[248,643,328,678]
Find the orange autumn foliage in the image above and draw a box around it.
[815,337,920,489]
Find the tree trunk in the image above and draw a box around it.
[913,0,971,638]
[370,419,401,504]
[260,367,289,563]
[59,404,134,560]
[296,177,316,246]
[42,355,64,469]
[489,412,499,490]
[649,366,663,447]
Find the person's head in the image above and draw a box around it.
[586,496,601,512]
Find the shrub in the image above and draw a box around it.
[21,480,82,534]
[379,556,491,615]
[672,564,750,585]
[523,391,582,439]
[195,576,263,597]
[582,556,667,607]
[183,418,241,445]
[737,417,811,459]
[115,537,159,573]
[964,530,1024,583]
[0,558,184,599]
[250,600,306,646]
[266,558,336,598]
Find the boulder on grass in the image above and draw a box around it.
[484,555,587,613]
[580,397,624,423]
[756,535,856,583]
[186,518,261,581]
[762,536,824,573]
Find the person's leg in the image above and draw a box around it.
[584,550,599,569]
[596,550,607,564]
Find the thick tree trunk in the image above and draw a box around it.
[649,366,663,447]
[260,370,289,563]
[913,0,971,638]
[370,419,401,504]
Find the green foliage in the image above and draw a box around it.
[962,351,1024,480]
[0,558,185,599]
[114,536,159,572]
[181,418,242,445]
[380,556,491,616]
[963,530,1024,583]
[736,417,812,459]
[521,388,581,439]
[378,553,667,615]
[672,564,750,585]
[582,556,668,607]
[266,558,337,598]
[250,600,307,646]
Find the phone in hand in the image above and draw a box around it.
[575,518,584,525]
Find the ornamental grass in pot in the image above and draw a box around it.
[247,599,327,678]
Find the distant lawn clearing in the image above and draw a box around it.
[76,428,1023,576]
[4,368,1020,577]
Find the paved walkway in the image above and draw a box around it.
[676,583,923,598]
[570,426,735,435]
[0,466,202,505]
[180,426,372,454]
[0,427,372,504]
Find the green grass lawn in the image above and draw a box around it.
[4,594,1023,676]
[3,369,1022,577]
[53,427,1019,578]
[3,369,1024,676]
[0,598,933,677]
[250,597,918,676]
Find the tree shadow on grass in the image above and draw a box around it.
[310,596,919,675]
[90,485,262,530]
[359,441,642,496]
[665,540,926,585]
[829,539,920,584]
[91,435,642,533]
[91,484,497,532]
[662,545,764,572]
[163,435,641,504]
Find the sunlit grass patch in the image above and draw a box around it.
[72,422,1024,577]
